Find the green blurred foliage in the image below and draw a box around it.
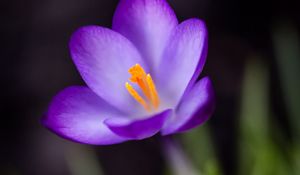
[272,21,300,139]
[182,126,221,175]
[271,21,300,175]
[238,56,292,175]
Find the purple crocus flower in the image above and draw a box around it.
[42,0,215,145]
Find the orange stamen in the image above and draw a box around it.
[125,82,150,111]
[126,64,160,111]
[146,74,160,108]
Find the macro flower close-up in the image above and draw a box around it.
[4,0,300,174]
[42,0,215,145]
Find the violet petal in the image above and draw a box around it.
[157,19,208,107]
[69,25,148,114]
[42,86,130,145]
[105,109,172,139]
[161,77,215,135]
[112,0,178,73]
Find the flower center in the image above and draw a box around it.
[125,64,160,112]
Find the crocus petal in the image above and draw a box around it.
[157,19,208,107]
[104,109,172,139]
[70,25,148,114]
[42,86,130,145]
[161,77,214,135]
[112,0,178,72]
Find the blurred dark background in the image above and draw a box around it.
[1,0,300,175]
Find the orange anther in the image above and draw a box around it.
[146,74,160,109]
[126,64,160,111]
[125,82,150,111]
